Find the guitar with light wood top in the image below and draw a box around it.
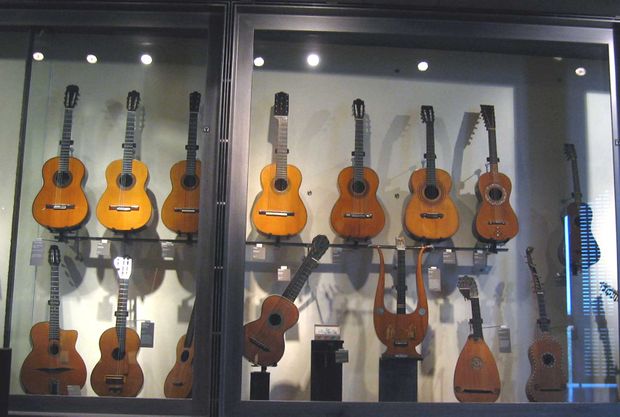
[164,303,196,398]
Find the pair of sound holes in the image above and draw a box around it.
[53,171,73,188]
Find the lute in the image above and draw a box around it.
[164,303,196,398]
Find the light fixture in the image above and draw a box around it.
[553,57,563,62]
[417,61,429,72]
[253,56,265,67]
[141,54,153,65]
[32,52,45,61]
[575,67,586,76]
[86,54,98,64]
[307,53,320,67]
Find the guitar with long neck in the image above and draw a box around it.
[243,235,329,366]
[164,303,196,398]
[162,91,202,234]
[251,92,307,236]
[373,239,430,358]
[524,247,567,402]
[453,275,500,402]
[90,256,144,396]
[404,106,459,241]
[32,85,89,231]
[20,245,87,395]
[96,91,152,231]
[330,98,385,240]
[474,105,518,243]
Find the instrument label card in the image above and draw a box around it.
[29,238,44,266]
[252,243,266,260]
[314,324,341,340]
[161,241,175,259]
[473,249,488,269]
[96,239,110,257]
[277,265,290,281]
[335,349,349,364]
[428,266,441,292]
[66,385,82,396]
[140,321,155,348]
[442,249,457,265]
[498,325,511,353]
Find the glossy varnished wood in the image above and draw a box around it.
[453,336,501,402]
[526,334,567,402]
[164,334,195,398]
[161,160,202,234]
[474,171,518,243]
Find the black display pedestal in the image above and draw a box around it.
[250,366,270,400]
[1,348,11,416]
[310,340,344,401]
[378,356,420,402]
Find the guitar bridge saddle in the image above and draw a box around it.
[109,205,140,211]
[105,375,126,385]
[258,210,294,217]
[393,340,409,347]
[344,212,373,219]
[420,212,444,219]
[174,207,199,213]
[45,204,75,210]
[487,220,506,225]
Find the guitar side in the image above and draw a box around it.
[164,334,195,398]
[161,160,202,234]
[526,335,567,402]
[453,336,501,402]
[474,171,518,242]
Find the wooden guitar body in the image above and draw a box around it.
[251,163,307,236]
[404,168,459,241]
[330,166,385,239]
[32,156,88,230]
[559,202,600,272]
[453,336,501,402]
[526,334,567,402]
[162,160,202,234]
[164,334,195,398]
[373,310,427,359]
[474,171,518,242]
[20,322,87,395]
[90,327,144,397]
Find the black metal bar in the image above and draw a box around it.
[244,240,508,252]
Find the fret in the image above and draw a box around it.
[396,250,407,314]
[282,257,319,302]
[48,264,60,341]
[185,111,199,177]
[487,128,499,173]
[353,118,365,183]
[425,121,436,186]
[536,292,550,332]
[274,117,289,181]
[122,111,137,176]
[115,279,130,355]
[470,298,484,339]
[58,109,74,173]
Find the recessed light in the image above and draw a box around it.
[86,54,98,64]
[253,57,265,67]
[307,53,320,67]
[141,54,153,65]
[575,67,586,76]
[32,52,44,61]
[417,61,429,72]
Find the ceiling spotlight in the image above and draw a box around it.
[253,57,265,67]
[32,52,44,61]
[307,53,320,67]
[575,67,586,76]
[417,61,429,72]
[141,54,153,65]
[86,54,98,64]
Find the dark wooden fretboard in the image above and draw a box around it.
[184,303,196,349]
[121,110,137,176]
[570,156,582,203]
[352,116,365,183]
[114,278,130,355]
[396,249,407,314]
[48,262,61,341]
[58,108,74,174]
[424,118,437,186]
[185,109,199,178]
[274,116,289,182]
[470,298,484,339]
[281,253,320,302]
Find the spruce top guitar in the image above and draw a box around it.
[162,91,202,234]
[243,235,329,366]
[330,98,385,240]
[32,85,89,231]
[404,105,459,241]
[20,245,87,395]
[96,90,152,231]
[373,238,430,358]
[453,275,500,402]
[474,105,518,243]
[524,247,567,402]
[164,303,196,398]
[90,256,144,397]
[251,92,308,236]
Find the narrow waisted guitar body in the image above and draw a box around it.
[162,160,201,234]
[526,334,567,402]
[474,171,518,242]
[164,334,195,398]
[454,335,501,402]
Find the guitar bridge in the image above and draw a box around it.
[344,213,373,219]
[258,210,294,217]
[105,375,126,385]
[249,337,271,352]
[109,205,140,212]
[393,340,409,347]
[420,212,444,219]
[45,204,75,210]
[487,220,506,225]
[463,388,495,394]
[174,207,199,213]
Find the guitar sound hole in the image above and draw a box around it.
[423,184,440,200]
[48,344,59,355]
[118,173,135,189]
[542,353,555,367]
[268,313,282,327]
[351,180,367,195]
[111,348,126,361]
[53,171,72,188]
[180,350,190,362]
[182,174,198,189]
[488,187,503,202]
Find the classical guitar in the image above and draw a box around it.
[164,303,196,398]
[243,235,329,366]
[32,85,88,231]
[162,91,202,234]
[251,92,307,236]
[453,275,500,402]
[474,105,518,243]
[524,247,567,402]
[20,245,87,395]
[330,98,385,240]
[91,256,144,397]
[373,238,430,358]
[559,144,600,273]
[404,105,459,241]
[96,91,152,231]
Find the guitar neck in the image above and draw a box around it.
[470,298,484,339]
[183,303,196,349]
[570,158,582,203]
[48,264,61,341]
[274,116,288,181]
[122,110,137,175]
[185,111,199,177]
[115,278,130,355]
[486,128,499,174]
[425,121,436,185]
[353,117,365,182]
[396,250,407,314]
[281,254,320,302]
[535,291,550,332]
[58,108,74,173]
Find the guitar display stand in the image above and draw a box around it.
[310,340,345,401]
[250,366,271,400]
[378,356,421,402]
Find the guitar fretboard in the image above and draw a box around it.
[185,111,199,177]
[570,157,582,203]
[274,117,288,181]
[470,298,484,339]
[486,127,499,173]
[282,254,320,302]
[353,118,365,183]
[425,121,437,186]
[115,278,130,355]
[396,249,407,314]
[121,111,137,176]
[184,303,196,349]
[48,264,61,341]
[58,108,74,173]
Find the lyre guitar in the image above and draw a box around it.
[90,256,144,396]
[243,235,329,366]
[524,247,567,402]
[373,238,430,358]
[474,105,518,243]
[164,303,196,398]
[251,92,308,236]
[404,105,459,241]
[162,91,202,234]
[330,98,385,240]
[20,245,87,395]
[453,275,500,402]
[32,85,89,230]
[96,91,152,231]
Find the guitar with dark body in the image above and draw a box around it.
[164,304,196,398]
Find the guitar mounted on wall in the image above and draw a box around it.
[164,303,196,398]
[32,85,89,231]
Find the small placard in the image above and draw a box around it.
[66,385,82,396]
[498,325,511,353]
[331,246,343,263]
[140,321,155,348]
[428,266,441,292]
[252,243,266,260]
[29,238,44,266]
[473,249,487,268]
[335,349,349,364]
[314,324,341,340]
[96,239,110,257]
[277,265,290,281]
[442,249,457,265]
[161,241,175,260]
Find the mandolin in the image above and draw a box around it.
[251,92,307,237]
[96,91,152,231]
[161,91,202,234]
[20,245,87,395]
[404,105,459,241]
[32,85,89,231]
[373,238,430,358]
[453,275,500,402]
[524,247,567,402]
[474,105,518,243]
[90,256,144,397]
[164,303,196,398]
[330,98,385,240]
[243,235,329,366]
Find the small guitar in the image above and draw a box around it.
[251,92,307,236]
[373,238,430,358]
[90,256,144,397]
[243,235,329,366]
[525,247,567,402]
[330,98,385,240]
[453,275,500,402]
[474,105,518,243]
[20,245,87,395]
[164,303,196,398]
[404,105,459,241]
[32,85,89,231]
[162,91,202,234]
[96,91,152,231]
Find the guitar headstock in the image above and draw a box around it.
[64,85,79,109]
[457,276,478,299]
[308,234,330,261]
[48,245,61,266]
[190,91,201,112]
[480,105,496,131]
[525,247,543,293]
[420,105,434,124]
[352,99,365,120]
[395,236,406,251]
[113,256,133,281]
[563,143,577,161]
[274,92,289,117]
[126,90,140,112]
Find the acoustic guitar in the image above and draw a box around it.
[96,91,152,231]
[404,105,459,241]
[524,247,567,402]
[243,235,329,366]
[20,245,87,395]
[453,275,500,402]
[162,91,202,234]
[373,238,430,358]
[330,98,385,240]
[90,256,144,397]
[251,92,307,236]
[32,85,89,231]
[474,105,518,243]
[164,303,196,398]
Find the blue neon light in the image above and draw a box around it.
[567,325,574,402]
[564,215,572,316]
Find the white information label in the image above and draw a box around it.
[66,385,82,396]
[428,266,441,292]
[161,241,175,259]
[29,238,44,266]
[96,239,110,257]
[442,249,457,265]
[252,243,266,260]
[498,325,511,353]
[277,265,290,281]
[140,320,155,348]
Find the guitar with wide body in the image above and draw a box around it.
[164,303,196,398]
